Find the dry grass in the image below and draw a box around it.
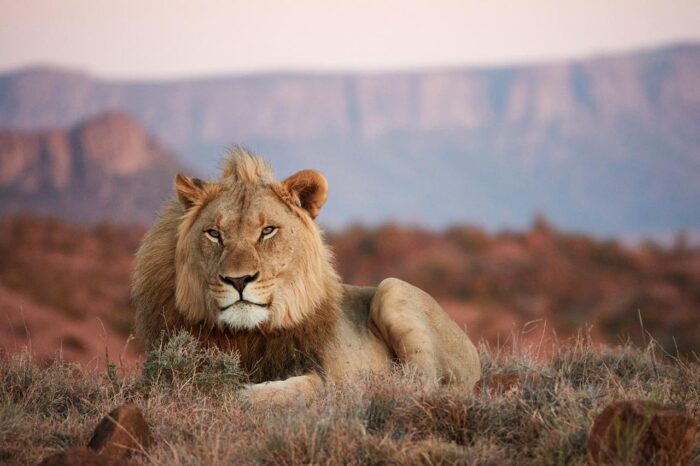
[1,331,698,466]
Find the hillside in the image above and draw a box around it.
[1,215,697,366]
[0,113,187,224]
[0,217,145,365]
[1,44,699,233]
[331,220,700,355]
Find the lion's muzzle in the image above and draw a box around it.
[220,271,259,295]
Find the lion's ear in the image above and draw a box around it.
[282,170,328,219]
[175,173,207,209]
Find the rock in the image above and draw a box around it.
[36,404,151,465]
[37,446,128,466]
[587,400,697,465]
[474,371,541,396]
[87,403,153,459]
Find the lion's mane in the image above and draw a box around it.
[131,149,342,382]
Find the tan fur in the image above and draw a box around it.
[132,149,480,403]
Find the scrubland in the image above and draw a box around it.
[1,215,698,464]
[2,331,698,465]
[2,216,700,366]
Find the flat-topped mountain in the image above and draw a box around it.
[1,44,699,234]
[0,112,186,224]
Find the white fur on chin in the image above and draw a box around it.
[218,302,270,330]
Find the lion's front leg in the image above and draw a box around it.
[240,372,323,405]
[369,277,481,388]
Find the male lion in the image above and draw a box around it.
[132,149,480,403]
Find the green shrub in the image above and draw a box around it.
[141,330,244,394]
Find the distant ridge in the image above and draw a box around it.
[0,43,698,234]
[0,112,187,224]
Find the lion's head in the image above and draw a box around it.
[146,149,340,334]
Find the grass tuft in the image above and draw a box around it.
[140,330,244,394]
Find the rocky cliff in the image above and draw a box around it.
[1,44,698,233]
[0,113,186,224]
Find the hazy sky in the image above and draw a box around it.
[2,0,700,79]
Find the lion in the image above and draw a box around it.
[132,149,480,403]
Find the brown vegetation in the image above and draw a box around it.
[1,215,699,366]
[3,331,698,465]
[0,216,145,365]
[38,447,127,466]
[330,219,700,355]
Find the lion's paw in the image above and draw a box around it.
[239,380,299,406]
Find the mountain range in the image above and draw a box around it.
[0,113,184,224]
[0,43,699,234]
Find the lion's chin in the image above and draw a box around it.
[218,302,270,330]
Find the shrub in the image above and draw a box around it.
[140,330,244,394]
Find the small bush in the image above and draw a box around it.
[140,330,244,394]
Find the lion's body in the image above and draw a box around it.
[132,150,480,402]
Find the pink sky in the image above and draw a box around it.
[2,0,700,79]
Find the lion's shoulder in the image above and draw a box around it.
[339,285,376,329]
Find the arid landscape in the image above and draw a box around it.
[1,9,699,461]
[1,214,698,369]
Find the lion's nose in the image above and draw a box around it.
[221,272,259,294]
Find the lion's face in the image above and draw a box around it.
[173,156,338,332]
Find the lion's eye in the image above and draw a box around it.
[260,226,278,240]
[205,229,222,243]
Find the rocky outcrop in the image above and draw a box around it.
[38,404,152,466]
[587,400,697,465]
[0,112,187,224]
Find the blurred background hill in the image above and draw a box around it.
[1,44,699,234]
[0,1,698,365]
[0,112,185,224]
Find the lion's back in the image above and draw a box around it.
[334,279,480,387]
